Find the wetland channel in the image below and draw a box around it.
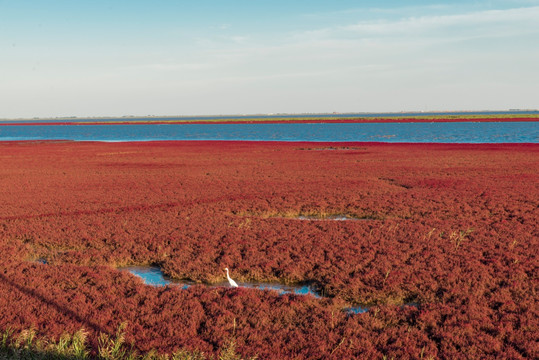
[121,265,369,314]
[32,260,415,314]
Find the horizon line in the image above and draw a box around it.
[2,109,538,122]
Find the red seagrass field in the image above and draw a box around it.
[0,140,537,359]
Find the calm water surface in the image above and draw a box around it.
[121,266,320,296]
[121,266,369,314]
[0,122,537,143]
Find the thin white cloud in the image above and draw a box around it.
[206,63,392,85]
[126,63,213,71]
[78,5,539,86]
[301,3,452,19]
[292,6,539,46]
[225,35,250,44]
[343,6,539,36]
[3,2,538,118]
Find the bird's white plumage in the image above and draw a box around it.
[225,267,239,287]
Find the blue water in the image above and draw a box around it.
[122,266,370,313]
[121,266,190,288]
[0,122,537,143]
[121,266,320,296]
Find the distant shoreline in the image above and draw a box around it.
[1,113,538,126]
[1,110,538,122]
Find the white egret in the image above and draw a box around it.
[224,267,239,287]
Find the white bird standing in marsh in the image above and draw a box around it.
[225,267,239,287]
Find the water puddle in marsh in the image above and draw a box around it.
[296,146,367,151]
[28,260,396,314]
[295,215,365,221]
[122,266,192,288]
[235,211,378,222]
[121,265,369,313]
[121,266,321,297]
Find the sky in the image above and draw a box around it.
[1,0,538,118]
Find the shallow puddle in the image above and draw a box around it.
[296,147,367,151]
[295,215,362,221]
[236,212,375,221]
[120,266,191,288]
[29,261,385,314]
[121,266,320,297]
[237,282,320,297]
[122,266,370,313]
[345,306,368,314]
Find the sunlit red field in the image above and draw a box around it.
[0,140,537,359]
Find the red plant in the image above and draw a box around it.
[0,140,537,359]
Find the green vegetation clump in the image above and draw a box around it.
[0,326,253,360]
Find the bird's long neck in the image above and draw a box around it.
[226,269,231,280]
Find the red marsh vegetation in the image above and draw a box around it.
[0,141,537,359]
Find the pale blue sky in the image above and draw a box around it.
[1,0,538,118]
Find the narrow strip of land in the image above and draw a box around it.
[0,114,537,126]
